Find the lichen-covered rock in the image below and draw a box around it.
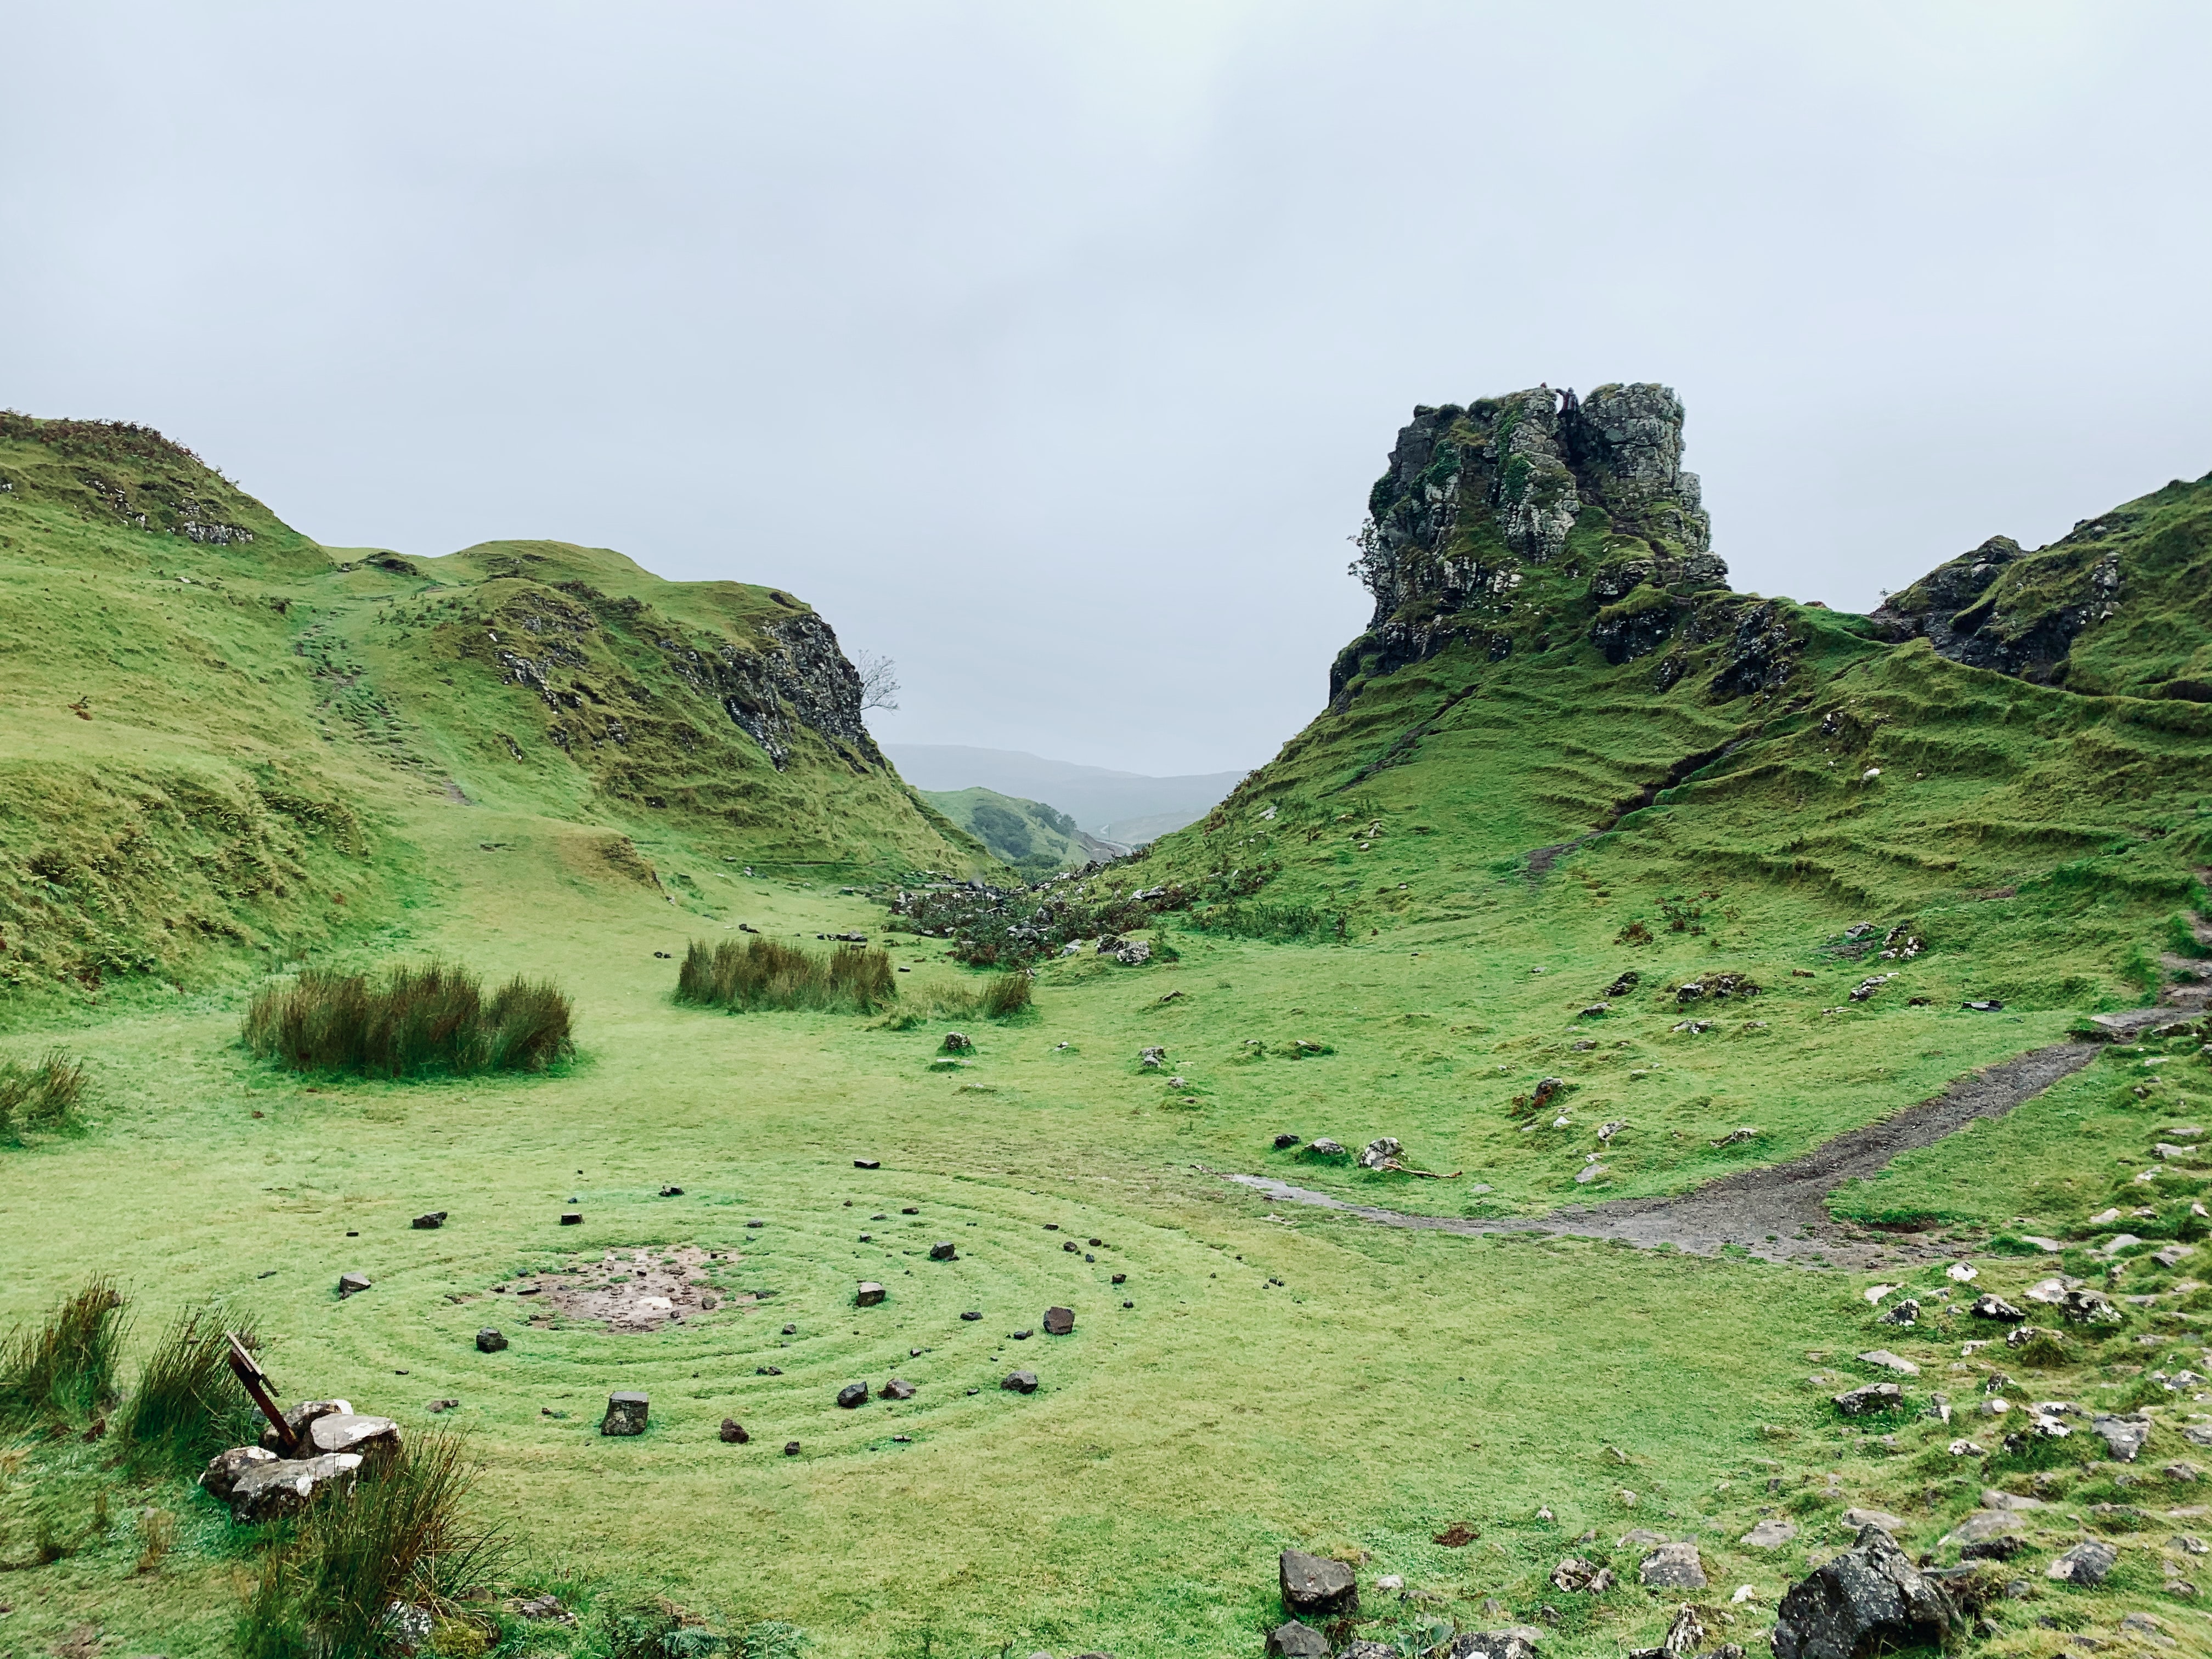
[1771,1524,1963,1659]
[200,1444,276,1500]
[259,1398,353,1453]
[228,1452,365,1522]
[1278,1548,1358,1617]
[308,1413,402,1459]
[1263,1621,1329,1658]
[600,1392,649,1435]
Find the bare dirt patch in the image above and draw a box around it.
[486,1245,757,1331]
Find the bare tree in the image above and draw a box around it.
[853,650,900,713]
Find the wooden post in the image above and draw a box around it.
[225,1331,299,1455]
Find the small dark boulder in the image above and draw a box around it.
[836,1383,870,1409]
[1771,1524,1963,1659]
[1111,1273,1127,1285]
[961,1310,983,1321]
[475,1328,507,1353]
[411,1211,447,1229]
[783,1440,800,1455]
[1264,1621,1330,1658]
[719,1419,749,1443]
[856,1282,886,1307]
[1273,1133,1302,1149]
[560,1211,582,1226]
[881,1377,916,1401]
[600,1392,650,1436]
[337,1272,373,1297]
[853,1158,881,1169]
[1001,1370,1039,1394]
[942,1032,974,1053]
[1043,1306,1075,1335]
[658,1185,684,1197]
[1278,1548,1358,1617]
[1971,1294,2025,1323]
[930,1242,958,1260]
[1831,1382,1903,1417]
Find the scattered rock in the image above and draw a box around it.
[260,1399,353,1453]
[1358,1137,1403,1170]
[1575,1164,1608,1185]
[1279,1549,1359,1616]
[783,1440,800,1455]
[2155,1244,2198,1267]
[228,1452,365,1522]
[836,1383,870,1409]
[1876,1300,1920,1328]
[1857,1350,1919,1376]
[2093,1413,2152,1462]
[1002,1370,1038,1394]
[475,1327,507,1352]
[1971,1294,2025,1323]
[2045,1539,2118,1584]
[880,1378,916,1401]
[560,1211,582,1226]
[1639,1542,1707,1589]
[1840,1508,1906,1534]
[1043,1306,1075,1336]
[929,1242,957,1260]
[1549,1557,1613,1593]
[943,1032,974,1053]
[1273,1133,1302,1149]
[2061,1288,2123,1325]
[1770,1525,1962,1659]
[961,1310,983,1321]
[1962,1000,2004,1012]
[1832,1383,1904,1416]
[411,1212,447,1229]
[199,1445,277,1501]
[309,1413,402,1459]
[1307,1138,1347,1157]
[854,1158,881,1170]
[719,1419,749,1443]
[515,1593,576,1624]
[1265,1621,1330,1658]
[658,1185,684,1197]
[856,1282,886,1307]
[600,1392,649,1436]
[1741,1517,1798,1549]
[337,1272,373,1297]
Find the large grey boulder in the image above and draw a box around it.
[600,1392,650,1435]
[1638,1541,1707,1589]
[2094,1412,2152,1462]
[259,1398,353,1453]
[1263,1622,1329,1658]
[309,1413,402,1459]
[1830,1382,1901,1416]
[200,1444,276,1501]
[1278,1549,1358,1617]
[1770,1525,1962,1659]
[1741,1517,1797,1549]
[229,1452,365,1522]
[2045,1539,2118,1584]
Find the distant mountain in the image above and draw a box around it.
[920,786,1127,876]
[882,744,1248,844]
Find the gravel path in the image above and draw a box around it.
[1218,1041,2103,1269]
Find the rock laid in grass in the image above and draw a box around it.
[881,1378,916,1401]
[1857,1350,1919,1376]
[2094,1412,2152,1462]
[2061,1288,2123,1325]
[1357,1137,1402,1170]
[783,1440,800,1455]
[1839,1508,1905,1534]
[476,1327,508,1352]
[1307,1138,1346,1158]
[1265,1621,1330,1658]
[856,1282,886,1306]
[1770,1524,1961,1659]
[1001,1370,1039,1395]
[2045,1538,2118,1584]
[1278,1549,1358,1616]
[1970,1294,2025,1322]
[259,1399,353,1453]
[200,1445,277,1501]
[1043,1306,1075,1335]
[1111,1273,1126,1285]
[427,1399,458,1414]
[720,1419,749,1443]
[836,1383,870,1408]
[930,1242,957,1260]
[1740,1517,1797,1549]
[943,1032,974,1053]
[560,1212,582,1226]
[411,1211,447,1229]
[1273,1133,1302,1149]
[961,1310,983,1321]
[600,1392,650,1436]
[1639,1541,1707,1589]
[1831,1382,1903,1416]
[309,1413,402,1459]
[658,1185,684,1197]
[1875,1299,1918,1327]
[228,1452,365,1522]
[337,1271,373,1297]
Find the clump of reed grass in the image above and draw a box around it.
[119,1305,263,1472]
[1181,901,1343,941]
[236,1429,506,1659]
[675,938,895,1014]
[0,1048,85,1138]
[0,1277,127,1430]
[243,962,573,1077]
[979,971,1033,1019]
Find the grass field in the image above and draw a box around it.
[5,416,2212,1656]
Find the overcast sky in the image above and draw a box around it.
[7,3,2209,773]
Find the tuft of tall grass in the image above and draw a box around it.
[119,1305,263,1472]
[236,1429,506,1659]
[1181,902,1344,941]
[675,938,895,1015]
[0,1277,127,1430]
[980,972,1033,1018]
[243,962,574,1077]
[0,1048,85,1138]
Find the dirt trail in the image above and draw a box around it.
[1220,1041,2103,1269]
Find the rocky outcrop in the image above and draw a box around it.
[1771,1523,1963,1659]
[1869,532,2115,683]
[1336,385,1724,695]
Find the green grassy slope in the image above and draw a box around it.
[922,785,1120,876]
[0,416,981,1008]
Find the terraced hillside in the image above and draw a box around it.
[3,398,2211,1659]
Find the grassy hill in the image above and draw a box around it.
[0,414,984,1007]
[921,785,1125,876]
[3,396,2210,1658]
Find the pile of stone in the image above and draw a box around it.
[201,1397,402,1522]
